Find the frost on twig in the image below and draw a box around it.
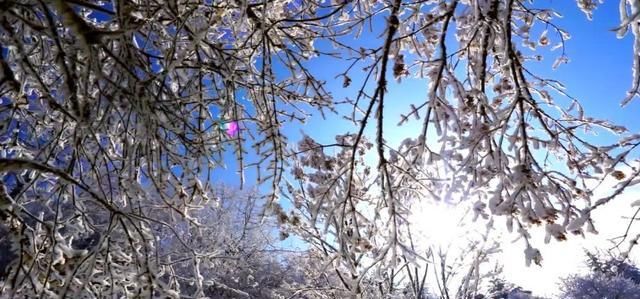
[1,0,640,297]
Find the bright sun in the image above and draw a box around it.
[409,200,475,250]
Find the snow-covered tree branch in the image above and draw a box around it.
[2,0,640,297]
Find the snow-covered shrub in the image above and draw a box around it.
[560,252,640,299]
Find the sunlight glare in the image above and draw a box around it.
[409,200,474,250]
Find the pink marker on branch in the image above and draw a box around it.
[225,121,239,137]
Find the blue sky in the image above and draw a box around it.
[3,0,638,296]
[43,0,640,295]
[209,0,640,295]
[31,0,640,295]
[540,0,639,127]
[217,0,640,186]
